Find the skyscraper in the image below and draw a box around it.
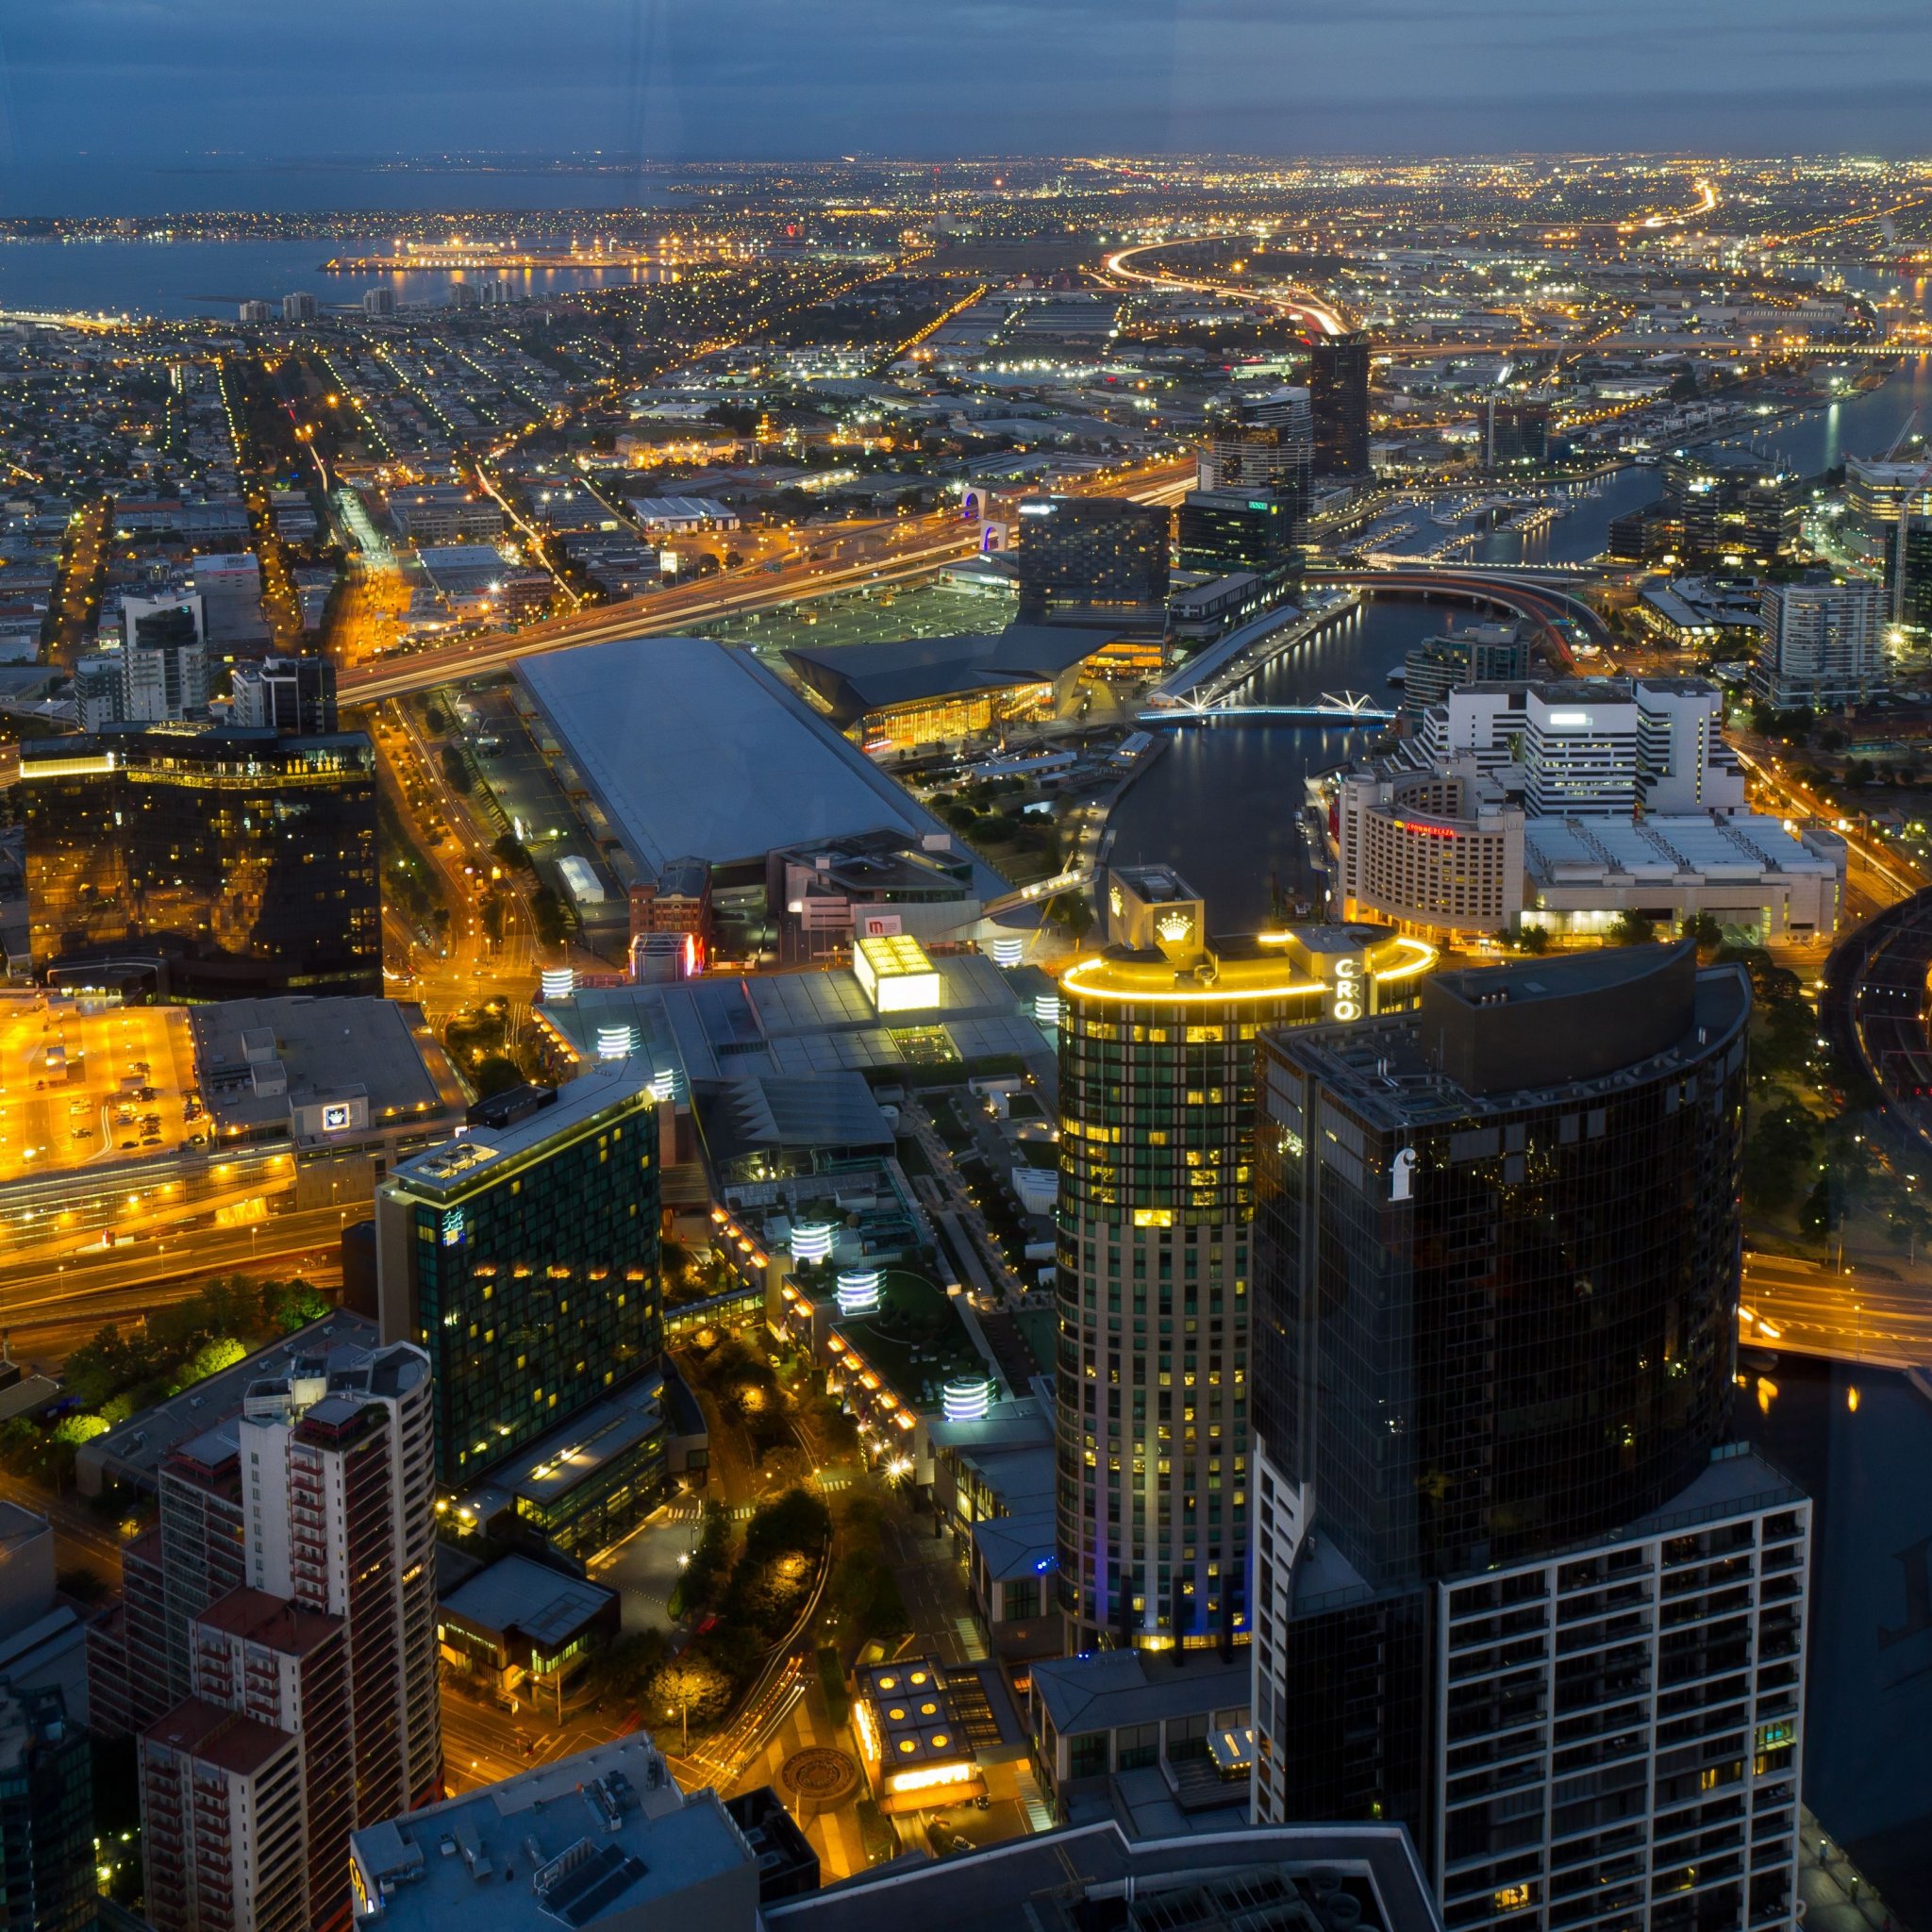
[1248,945,1809,1932]
[0,1683,96,1932]
[1307,332,1372,478]
[374,1067,662,1490]
[98,1339,440,1932]
[1054,866,1436,1650]
[22,724,380,1000]
[1754,577,1888,710]
[1199,388,1314,500]
[229,655,339,734]
[1014,497,1171,622]
[1175,491,1303,590]
[281,292,318,324]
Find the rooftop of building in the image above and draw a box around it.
[972,1506,1058,1583]
[924,1393,1056,1459]
[191,996,466,1141]
[450,1368,668,1530]
[384,1060,653,1203]
[145,1696,294,1776]
[438,1556,616,1650]
[351,1735,751,1932]
[192,1588,340,1657]
[824,1268,995,1417]
[1523,813,1841,884]
[781,625,1108,726]
[1270,945,1750,1124]
[76,1310,379,1492]
[766,1819,1440,1932]
[1061,926,1434,1008]
[515,635,1006,891]
[1030,1646,1252,1741]
[538,958,1053,1090]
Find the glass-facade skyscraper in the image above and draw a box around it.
[375,1069,662,1489]
[1248,944,1810,1932]
[1055,865,1436,1650]
[22,724,379,999]
[0,1683,95,1932]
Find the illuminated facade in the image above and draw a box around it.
[1055,865,1434,1650]
[1014,496,1171,621]
[1337,766,1526,939]
[22,725,380,1000]
[1249,947,1808,1932]
[374,1067,661,1490]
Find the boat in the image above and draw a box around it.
[1386,668,1407,687]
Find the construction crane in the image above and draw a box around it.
[1891,458,1932,625]
[1879,407,1921,463]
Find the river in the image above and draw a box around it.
[0,237,673,322]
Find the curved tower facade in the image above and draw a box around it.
[1054,864,1434,1650]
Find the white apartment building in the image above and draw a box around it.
[1755,578,1887,709]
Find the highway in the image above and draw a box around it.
[0,1206,358,1364]
[1102,239,1350,337]
[1307,565,1615,660]
[337,458,1197,704]
[1741,1251,1932,1370]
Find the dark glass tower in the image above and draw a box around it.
[0,1682,96,1932]
[375,1069,662,1489]
[22,724,378,999]
[1014,496,1171,622]
[1054,865,1437,1650]
[1307,331,1373,478]
[1248,945,1809,1932]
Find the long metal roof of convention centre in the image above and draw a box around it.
[516,635,1007,890]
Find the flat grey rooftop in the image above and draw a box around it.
[439,1555,615,1648]
[766,1819,1442,1932]
[1031,1646,1252,1740]
[516,634,1005,891]
[351,1734,753,1932]
[386,1060,651,1201]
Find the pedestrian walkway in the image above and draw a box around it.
[1013,1761,1056,1835]
[1801,1807,1907,1932]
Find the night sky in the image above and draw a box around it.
[0,0,1926,184]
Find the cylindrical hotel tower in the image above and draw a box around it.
[1055,865,1434,1649]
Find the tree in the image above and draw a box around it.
[1607,911,1657,947]
[743,1487,830,1564]
[1044,892,1093,943]
[491,832,533,873]
[261,1277,332,1333]
[439,744,472,796]
[470,1054,525,1100]
[1681,911,1724,956]
[1509,923,1550,955]
[1741,1103,1816,1212]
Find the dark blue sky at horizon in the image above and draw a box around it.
[0,0,1926,212]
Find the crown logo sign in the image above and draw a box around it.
[1156,910,1193,944]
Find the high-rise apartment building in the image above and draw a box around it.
[0,1683,97,1932]
[1199,388,1314,499]
[374,1067,662,1490]
[1891,513,1932,632]
[1248,945,1808,1932]
[1054,866,1436,1650]
[1399,623,1530,728]
[1754,577,1888,710]
[1307,331,1372,477]
[361,288,396,319]
[22,724,380,1000]
[229,655,339,734]
[113,1341,440,1932]
[191,554,270,651]
[281,292,318,324]
[1014,497,1171,621]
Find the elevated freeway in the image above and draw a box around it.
[336,458,1197,704]
[1306,566,1614,662]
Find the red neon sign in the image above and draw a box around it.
[1398,821,1461,840]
